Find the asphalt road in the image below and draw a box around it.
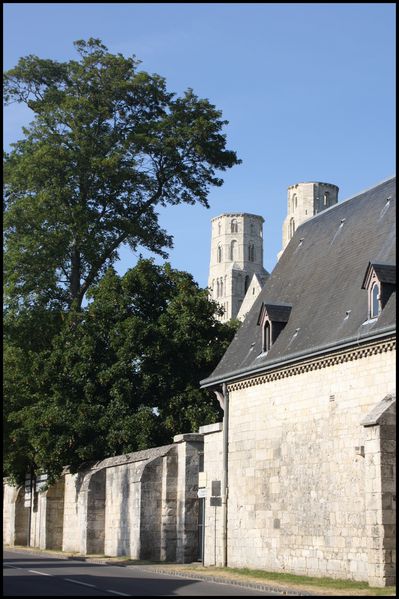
[3,549,281,596]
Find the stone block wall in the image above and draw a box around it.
[224,348,395,584]
[4,436,204,564]
[174,433,204,563]
[362,393,396,586]
[198,423,224,567]
[62,472,86,553]
[105,461,143,557]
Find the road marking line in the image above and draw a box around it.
[5,564,22,570]
[28,569,53,576]
[64,578,96,588]
[105,591,130,596]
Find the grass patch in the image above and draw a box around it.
[213,567,396,595]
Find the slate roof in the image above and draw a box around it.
[201,176,396,388]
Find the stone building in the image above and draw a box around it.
[208,213,269,321]
[200,176,396,587]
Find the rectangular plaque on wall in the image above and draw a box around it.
[211,480,221,497]
[210,497,222,507]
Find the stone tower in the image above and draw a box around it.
[208,213,269,322]
[278,182,339,259]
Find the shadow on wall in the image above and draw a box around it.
[45,477,65,550]
[116,467,131,557]
[86,469,106,555]
[15,487,29,546]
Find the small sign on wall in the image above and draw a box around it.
[35,474,48,492]
[198,472,207,488]
[24,476,32,507]
[210,497,222,507]
[197,488,207,498]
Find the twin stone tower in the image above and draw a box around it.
[208,181,339,322]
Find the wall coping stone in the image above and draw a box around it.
[361,393,396,427]
[173,433,204,444]
[198,422,223,435]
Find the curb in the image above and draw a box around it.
[137,566,318,595]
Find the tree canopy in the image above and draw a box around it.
[4,38,240,311]
[3,40,241,484]
[4,261,238,485]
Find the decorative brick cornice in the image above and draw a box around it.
[227,338,396,391]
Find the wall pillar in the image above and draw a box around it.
[362,393,396,587]
[174,433,204,563]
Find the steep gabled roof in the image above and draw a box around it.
[201,176,396,388]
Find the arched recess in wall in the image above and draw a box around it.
[217,244,222,263]
[45,477,65,550]
[230,240,237,261]
[289,217,295,239]
[86,469,106,555]
[14,486,29,546]
[140,456,166,561]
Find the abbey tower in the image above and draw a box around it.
[208,213,269,322]
[278,182,339,258]
[209,183,338,322]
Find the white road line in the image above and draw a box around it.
[105,591,130,596]
[64,578,96,588]
[28,569,53,576]
[5,564,22,570]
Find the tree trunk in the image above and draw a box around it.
[70,246,81,307]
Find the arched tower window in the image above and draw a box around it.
[218,221,222,235]
[289,218,295,239]
[324,191,329,207]
[250,223,255,235]
[217,244,222,263]
[248,243,255,262]
[216,279,220,297]
[371,283,380,318]
[220,277,224,297]
[230,240,237,261]
[231,219,238,233]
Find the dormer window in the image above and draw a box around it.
[257,302,292,354]
[361,261,396,320]
[263,321,271,353]
[371,283,380,318]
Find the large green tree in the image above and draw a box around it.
[4,261,238,485]
[4,38,240,311]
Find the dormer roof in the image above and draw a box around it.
[257,302,292,325]
[361,262,396,289]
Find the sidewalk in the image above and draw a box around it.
[5,546,395,596]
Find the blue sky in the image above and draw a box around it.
[4,3,395,287]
